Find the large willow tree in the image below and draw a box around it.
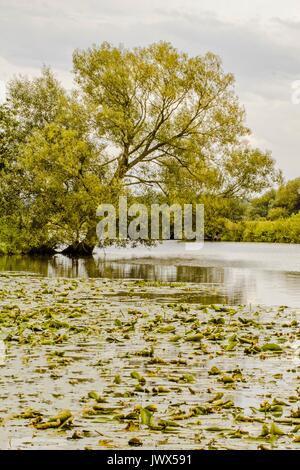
[0,42,279,255]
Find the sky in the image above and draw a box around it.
[0,0,299,180]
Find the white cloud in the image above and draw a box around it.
[0,0,299,179]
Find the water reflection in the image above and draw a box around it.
[1,241,300,307]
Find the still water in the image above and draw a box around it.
[1,241,300,307]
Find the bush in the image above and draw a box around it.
[219,213,300,243]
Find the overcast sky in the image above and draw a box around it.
[0,0,299,179]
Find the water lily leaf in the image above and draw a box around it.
[33,409,73,430]
[208,392,224,403]
[18,408,42,419]
[225,341,238,351]
[291,408,300,418]
[88,391,107,403]
[153,386,170,393]
[131,371,140,380]
[128,437,143,446]
[261,343,282,352]
[272,398,289,406]
[130,371,146,384]
[260,424,270,437]
[140,408,153,427]
[169,335,182,342]
[205,426,229,432]
[145,404,157,412]
[99,439,115,448]
[270,422,285,436]
[209,317,225,325]
[208,366,221,375]
[158,419,180,428]
[158,325,176,333]
[185,333,203,342]
[221,374,235,384]
[125,421,140,432]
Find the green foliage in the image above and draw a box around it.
[221,213,300,243]
[17,123,107,249]
[247,189,276,219]
[199,195,246,241]
[272,178,300,215]
[249,178,300,221]
[0,42,285,253]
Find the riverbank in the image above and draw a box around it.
[1,273,300,449]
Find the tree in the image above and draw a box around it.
[73,42,250,187]
[248,189,276,219]
[15,122,109,255]
[0,104,20,170]
[3,68,109,254]
[1,42,280,254]
[7,67,67,134]
[248,178,300,221]
[272,177,300,215]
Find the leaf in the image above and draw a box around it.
[205,426,229,432]
[33,409,73,430]
[225,341,238,351]
[99,439,115,448]
[128,437,143,447]
[145,404,157,412]
[140,408,153,427]
[259,424,269,437]
[270,422,285,436]
[88,391,107,403]
[125,421,140,432]
[185,333,203,342]
[158,419,180,428]
[291,408,300,418]
[208,392,224,403]
[181,374,195,384]
[208,366,221,375]
[130,371,146,384]
[169,335,182,342]
[158,325,176,333]
[18,408,42,419]
[261,343,282,352]
[221,374,235,384]
[152,386,170,393]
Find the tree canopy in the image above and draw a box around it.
[0,42,280,255]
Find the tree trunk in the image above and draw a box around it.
[61,226,97,257]
[61,241,94,257]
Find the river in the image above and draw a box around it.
[1,241,300,307]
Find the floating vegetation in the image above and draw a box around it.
[0,273,300,449]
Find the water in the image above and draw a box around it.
[1,241,300,307]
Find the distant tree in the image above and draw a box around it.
[248,189,276,219]
[272,177,300,216]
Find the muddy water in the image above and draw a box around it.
[1,273,300,449]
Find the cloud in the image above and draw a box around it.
[0,0,299,179]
